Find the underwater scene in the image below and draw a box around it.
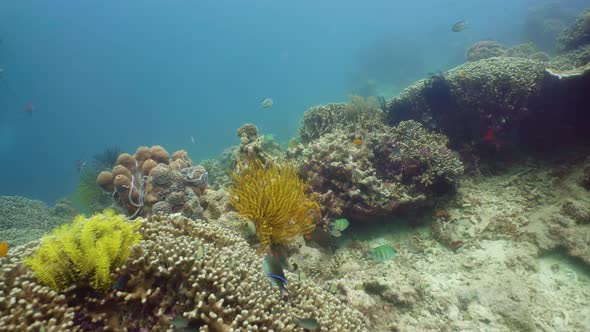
[1,0,590,331]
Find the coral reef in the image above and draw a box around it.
[523,3,576,53]
[0,196,73,247]
[506,42,550,61]
[233,124,284,168]
[297,119,462,222]
[298,96,384,144]
[385,56,590,154]
[199,159,229,189]
[466,41,507,62]
[0,214,366,331]
[24,209,142,292]
[96,146,208,219]
[557,9,590,52]
[230,157,319,249]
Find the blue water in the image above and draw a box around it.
[0,0,585,203]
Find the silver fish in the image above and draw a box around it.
[293,317,319,331]
[258,97,274,109]
[452,20,468,32]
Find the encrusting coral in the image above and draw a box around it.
[24,209,142,292]
[230,157,319,249]
[0,214,367,331]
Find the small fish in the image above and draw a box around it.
[331,218,350,231]
[292,317,320,331]
[330,229,342,237]
[459,70,466,77]
[297,271,307,281]
[258,97,274,109]
[24,104,34,115]
[244,220,257,237]
[325,282,338,294]
[352,138,363,145]
[451,20,468,32]
[76,159,86,173]
[368,244,397,262]
[170,315,198,331]
[0,241,7,257]
[196,245,205,260]
[190,135,196,144]
[330,218,350,237]
[263,254,289,299]
[483,127,495,142]
[112,274,129,291]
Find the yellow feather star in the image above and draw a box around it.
[230,157,319,250]
[24,209,142,292]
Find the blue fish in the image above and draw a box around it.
[263,254,289,299]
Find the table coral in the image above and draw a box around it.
[0,214,367,331]
[386,57,548,151]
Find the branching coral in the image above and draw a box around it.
[24,209,142,292]
[229,157,319,249]
[0,214,367,331]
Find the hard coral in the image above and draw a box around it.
[24,209,142,292]
[230,157,319,249]
[298,120,463,222]
[558,9,590,52]
[386,57,548,152]
[466,41,507,62]
[0,214,367,331]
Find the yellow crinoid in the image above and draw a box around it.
[230,157,319,249]
[24,209,142,292]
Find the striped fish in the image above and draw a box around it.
[368,245,397,262]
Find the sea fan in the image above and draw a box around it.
[92,146,122,171]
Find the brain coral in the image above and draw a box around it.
[0,214,367,331]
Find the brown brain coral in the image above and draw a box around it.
[0,215,367,331]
